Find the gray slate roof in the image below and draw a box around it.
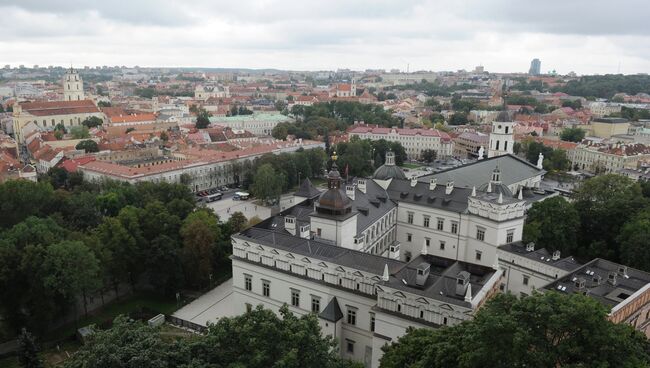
[294,178,322,199]
[319,297,344,322]
[386,179,472,214]
[383,254,497,307]
[499,242,581,272]
[544,258,650,309]
[418,154,545,190]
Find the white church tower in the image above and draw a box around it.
[63,68,85,101]
[488,110,514,158]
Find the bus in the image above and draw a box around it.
[233,191,250,200]
[205,192,223,202]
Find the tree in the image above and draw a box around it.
[187,305,358,368]
[75,139,99,153]
[81,116,103,129]
[65,307,360,368]
[560,127,586,142]
[421,149,437,163]
[251,163,285,205]
[42,240,101,317]
[0,180,54,229]
[380,292,650,368]
[159,131,169,141]
[227,212,248,233]
[449,112,468,125]
[573,174,646,261]
[69,125,90,139]
[618,209,650,272]
[64,315,172,368]
[523,197,580,255]
[195,108,212,129]
[17,328,43,368]
[180,210,220,287]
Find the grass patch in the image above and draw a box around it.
[44,293,178,342]
[401,163,422,169]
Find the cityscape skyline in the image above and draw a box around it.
[2,0,649,75]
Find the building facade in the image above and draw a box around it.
[348,125,453,160]
[63,68,85,101]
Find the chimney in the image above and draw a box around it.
[471,186,476,197]
[421,240,428,256]
[284,215,296,236]
[357,179,366,194]
[346,184,356,200]
[455,271,470,296]
[445,180,454,195]
[429,178,437,191]
[552,250,561,260]
[608,272,618,286]
[415,262,431,287]
[619,265,628,278]
[464,283,473,303]
[574,277,585,290]
[410,176,418,187]
[299,224,310,239]
[526,242,535,252]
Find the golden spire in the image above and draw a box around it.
[331,151,338,162]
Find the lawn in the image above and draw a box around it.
[401,163,423,169]
[44,292,179,342]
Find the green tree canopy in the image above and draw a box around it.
[523,197,580,255]
[380,292,650,368]
[560,127,586,142]
[81,116,103,128]
[75,139,99,153]
[251,163,285,205]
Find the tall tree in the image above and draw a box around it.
[180,210,220,288]
[17,328,44,368]
[618,208,650,272]
[523,197,580,256]
[573,174,646,261]
[380,292,650,368]
[42,240,102,317]
[251,163,285,205]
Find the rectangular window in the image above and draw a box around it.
[317,228,322,236]
[346,339,355,354]
[407,233,412,242]
[437,218,444,231]
[423,216,430,227]
[311,297,321,313]
[262,280,270,297]
[347,308,357,325]
[440,241,445,250]
[475,251,482,261]
[370,313,375,332]
[407,212,414,224]
[523,275,529,285]
[506,230,514,244]
[244,274,252,291]
[291,289,300,307]
[425,237,431,247]
[476,227,485,241]
[246,303,252,312]
[451,221,458,234]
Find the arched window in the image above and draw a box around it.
[496,140,500,150]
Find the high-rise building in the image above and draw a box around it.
[529,58,541,76]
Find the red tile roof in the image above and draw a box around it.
[20,100,100,116]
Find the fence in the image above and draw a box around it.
[166,315,207,334]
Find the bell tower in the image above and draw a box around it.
[63,67,85,101]
[488,112,514,158]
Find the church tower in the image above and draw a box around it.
[63,68,84,101]
[488,110,514,158]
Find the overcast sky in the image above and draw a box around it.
[1,0,649,75]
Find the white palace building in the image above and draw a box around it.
[228,115,650,367]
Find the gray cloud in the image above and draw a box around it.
[0,0,648,74]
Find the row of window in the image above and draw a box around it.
[406,212,459,234]
[243,274,376,336]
